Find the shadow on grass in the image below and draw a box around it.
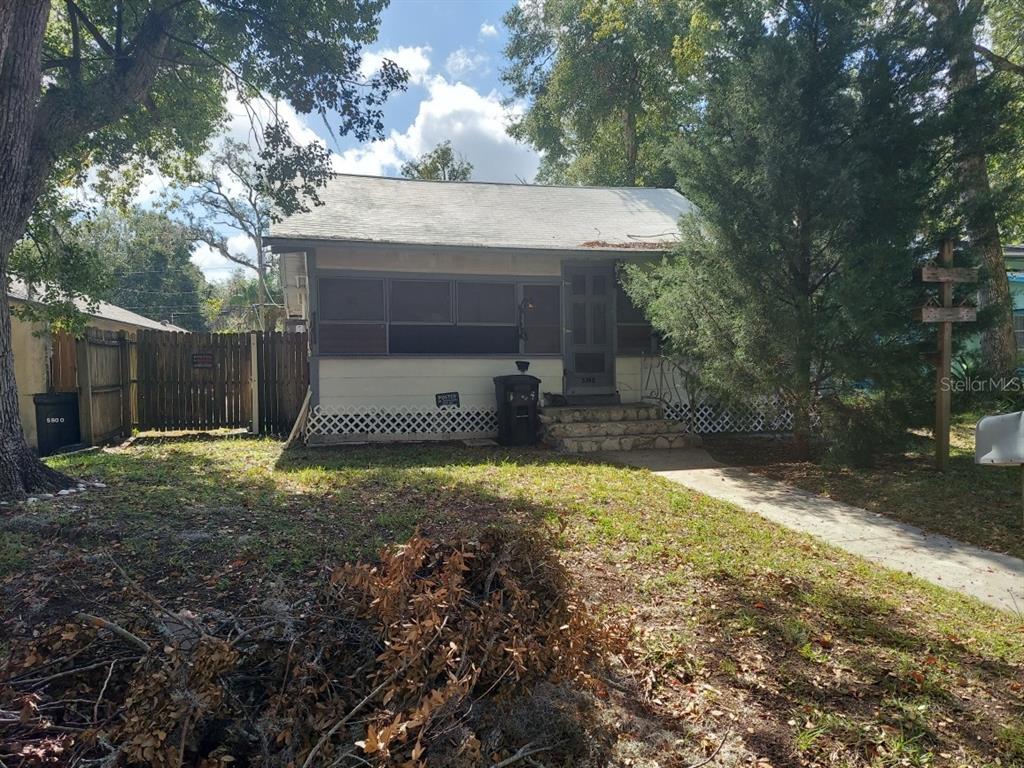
[5,444,691,767]
[704,570,1021,765]
[14,439,1020,765]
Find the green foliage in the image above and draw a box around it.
[986,0,1024,243]
[92,208,211,331]
[819,392,921,468]
[12,0,406,321]
[204,270,283,332]
[38,0,405,175]
[623,0,941,452]
[502,0,685,186]
[399,140,473,181]
[11,207,211,332]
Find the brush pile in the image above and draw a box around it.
[1,529,618,767]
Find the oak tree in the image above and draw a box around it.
[0,0,405,497]
[400,140,473,181]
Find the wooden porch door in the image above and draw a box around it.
[562,263,616,399]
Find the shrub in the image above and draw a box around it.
[821,392,920,467]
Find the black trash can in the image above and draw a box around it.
[34,393,81,457]
[493,374,541,446]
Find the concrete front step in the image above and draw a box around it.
[539,403,663,425]
[551,432,701,453]
[544,418,687,439]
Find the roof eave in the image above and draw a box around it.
[8,292,179,332]
[264,235,674,256]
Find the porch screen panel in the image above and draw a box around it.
[320,277,384,321]
[458,283,515,324]
[391,280,452,323]
[616,282,654,354]
[318,277,387,354]
[389,325,519,354]
[522,284,561,354]
[317,275,561,356]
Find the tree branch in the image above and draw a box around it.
[67,2,81,83]
[193,228,258,272]
[975,44,1024,77]
[67,0,116,57]
[33,6,176,161]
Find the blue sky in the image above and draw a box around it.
[191,0,540,279]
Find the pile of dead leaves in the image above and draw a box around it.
[1,529,619,767]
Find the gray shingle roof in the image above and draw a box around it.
[269,174,693,251]
[7,277,186,332]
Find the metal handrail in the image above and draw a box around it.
[640,352,696,432]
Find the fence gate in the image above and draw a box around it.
[135,331,308,435]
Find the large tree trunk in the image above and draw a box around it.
[0,2,173,497]
[0,289,70,496]
[928,0,1017,375]
[0,0,71,498]
[623,108,638,186]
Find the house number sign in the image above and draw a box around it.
[435,392,460,408]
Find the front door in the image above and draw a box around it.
[563,263,616,398]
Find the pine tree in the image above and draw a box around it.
[624,0,943,458]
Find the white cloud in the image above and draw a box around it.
[129,41,540,283]
[332,75,539,184]
[361,45,432,86]
[190,233,256,283]
[445,48,489,79]
[222,90,323,152]
[479,22,498,38]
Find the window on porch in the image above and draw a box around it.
[616,283,656,355]
[317,276,562,356]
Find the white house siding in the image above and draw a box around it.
[308,357,559,444]
[314,243,566,277]
[308,355,654,444]
[615,356,644,404]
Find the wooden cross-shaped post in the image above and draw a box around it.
[916,238,978,471]
[935,239,954,470]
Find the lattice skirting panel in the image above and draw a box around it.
[661,400,794,434]
[306,405,499,444]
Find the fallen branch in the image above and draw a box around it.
[301,617,449,768]
[683,728,731,768]
[93,660,117,721]
[73,613,151,654]
[489,742,554,768]
[15,657,141,687]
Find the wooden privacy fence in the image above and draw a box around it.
[135,331,308,435]
[254,331,309,436]
[57,329,135,446]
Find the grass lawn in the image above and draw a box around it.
[2,436,1023,766]
[705,413,1024,560]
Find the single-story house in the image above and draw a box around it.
[267,174,699,448]
[8,278,183,450]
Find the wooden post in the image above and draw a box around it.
[935,239,954,471]
[76,332,94,446]
[250,331,260,435]
[118,331,131,439]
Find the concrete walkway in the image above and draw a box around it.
[603,449,1024,614]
